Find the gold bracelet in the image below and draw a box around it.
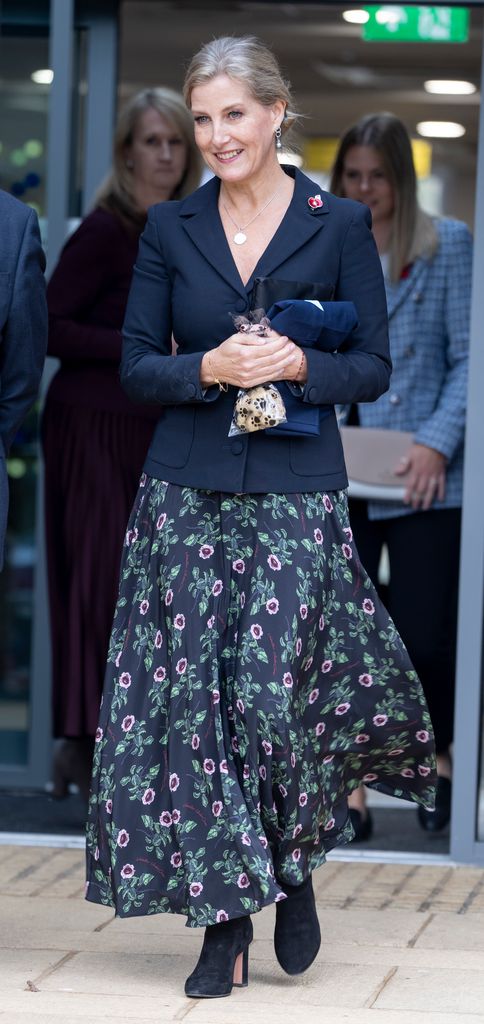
[208,352,228,392]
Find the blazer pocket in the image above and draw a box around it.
[154,406,195,469]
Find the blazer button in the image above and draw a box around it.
[234,298,248,313]
[231,440,244,455]
[389,393,401,406]
[307,386,317,402]
[404,344,415,357]
[186,383,196,398]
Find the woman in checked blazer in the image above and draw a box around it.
[331,112,472,839]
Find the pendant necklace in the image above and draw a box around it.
[221,187,281,245]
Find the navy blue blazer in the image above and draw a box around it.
[0,191,47,568]
[121,168,391,494]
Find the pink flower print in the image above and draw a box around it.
[300,603,308,620]
[418,765,431,776]
[203,758,215,775]
[115,651,122,668]
[121,715,135,733]
[299,792,308,807]
[174,613,185,630]
[170,852,182,868]
[154,666,166,682]
[259,765,267,780]
[324,817,336,831]
[308,688,319,704]
[319,614,325,631]
[212,800,223,817]
[105,799,113,814]
[335,702,351,716]
[292,848,301,862]
[165,589,173,606]
[175,658,187,675]
[94,846,99,861]
[242,832,251,846]
[207,615,215,629]
[191,734,200,750]
[304,656,313,672]
[290,752,296,768]
[323,754,334,764]
[189,882,203,897]
[232,736,239,754]
[216,910,229,922]
[140,472,147,487]
[212,689,220,704]
[283,672,293,688]
[296,637,302,656]
[363,598,375,615]
[344,526,353,541]
[266,598,279,614]
[117,829,130,848]
[212,580,223,596]
[199,544,214,559]
[236,698,245,714]
[156,513,166,530]
[373,714,388,727]
[355,733,370,744]
[314,528,323,544]
[171,808,181,824]
[125,526,138,546]
[140,600,149,616]
[359,673,373,687]
[323,494,333,512]
[155,630,163,649]
[169,773,180,792]
[142,788,155,805]
[268,553,282,570]
[220,760,229,774]
[159,811,172,827]
[250,623,263,639]
[363,773,378,782]
[322,659,332,673]
[275,891,287,902]
[120,863,135,879]
[262,740,273,755]
[316,722,326,736]
[232,558,245,574]
[388,748,405,757]
[260,835,268,849]
[95,727,103,742]
[401,767,415,778]
[342,544,352,559]
[119,672,131,689]
[416,730,430,743]
[293,823,302,838]
[243,764,250,780]
[308,194,323,209]
[237,873,250,889]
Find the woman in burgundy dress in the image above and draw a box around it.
[43,88,202,800]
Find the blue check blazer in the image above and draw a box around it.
[343,217,472,520]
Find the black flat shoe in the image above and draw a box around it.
[184,915,253,998]
[417,776,451,832]
[349,807,373,842]
[274,875,321,975]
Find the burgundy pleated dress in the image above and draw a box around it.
[43,207,160,738]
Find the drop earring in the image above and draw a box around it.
[274,126,282,151]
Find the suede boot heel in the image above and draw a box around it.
[274,875,321,975]
[184,915,253,998]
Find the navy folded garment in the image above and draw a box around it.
[265,299,358,437]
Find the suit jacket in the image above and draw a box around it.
[0,191,47,568]
[121,167,391,494]
[345,218,472,519]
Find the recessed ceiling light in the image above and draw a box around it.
[417,121,466,138]
[31,68,54,85]
[342,10,369,25]
[424,80,476,95]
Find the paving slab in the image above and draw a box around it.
[414,911,484,951]
[0,991,188,1020]
[0,950,70,991]
[375,965,484,1015]
[0,895,112,950]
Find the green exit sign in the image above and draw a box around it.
[363,6,469,42]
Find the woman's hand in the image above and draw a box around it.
[394,443,447,510]
[200,332,305,390]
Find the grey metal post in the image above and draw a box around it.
[450,26,484,865]
[45,0,74,275]
[82,13,118,213]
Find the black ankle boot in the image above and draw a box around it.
[184,915,253,998]
[274,875,321,975]
[417,776,451,832]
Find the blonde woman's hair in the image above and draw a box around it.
[330,112,438,283]
[183,35,299,140]
[95,87,203,231]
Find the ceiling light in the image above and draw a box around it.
[31,68,54,85]
[417,121,466,138]
[424,80,476,96]
[342,10,369,25]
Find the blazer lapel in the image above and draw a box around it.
[386,256,431,320]
[180,177,247,299]
[249,168,329,285]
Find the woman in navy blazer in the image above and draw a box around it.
[86,37,436,998]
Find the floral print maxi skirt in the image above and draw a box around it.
[86,478,436,926]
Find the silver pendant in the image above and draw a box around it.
[233,231,247,245]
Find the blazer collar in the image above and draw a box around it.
[385,254,432,319]
[179,167,330,299]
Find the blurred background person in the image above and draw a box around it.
[42,87,203,802]
[331,112,471,839]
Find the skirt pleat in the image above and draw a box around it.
[86,479,436,926]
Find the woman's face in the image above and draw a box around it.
[340,144,395,226]
[125,107,188,200]
[190,73,284,185]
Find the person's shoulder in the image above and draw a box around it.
[435,215,473,248]
[0,189,34,228]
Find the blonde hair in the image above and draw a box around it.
[330,112,438,283]
[183,35,299,138]
[95,87,203,231]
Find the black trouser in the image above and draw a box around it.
[348,502,461,755]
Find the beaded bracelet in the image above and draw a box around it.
[208,352,228,392]
[296,348,306,381]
